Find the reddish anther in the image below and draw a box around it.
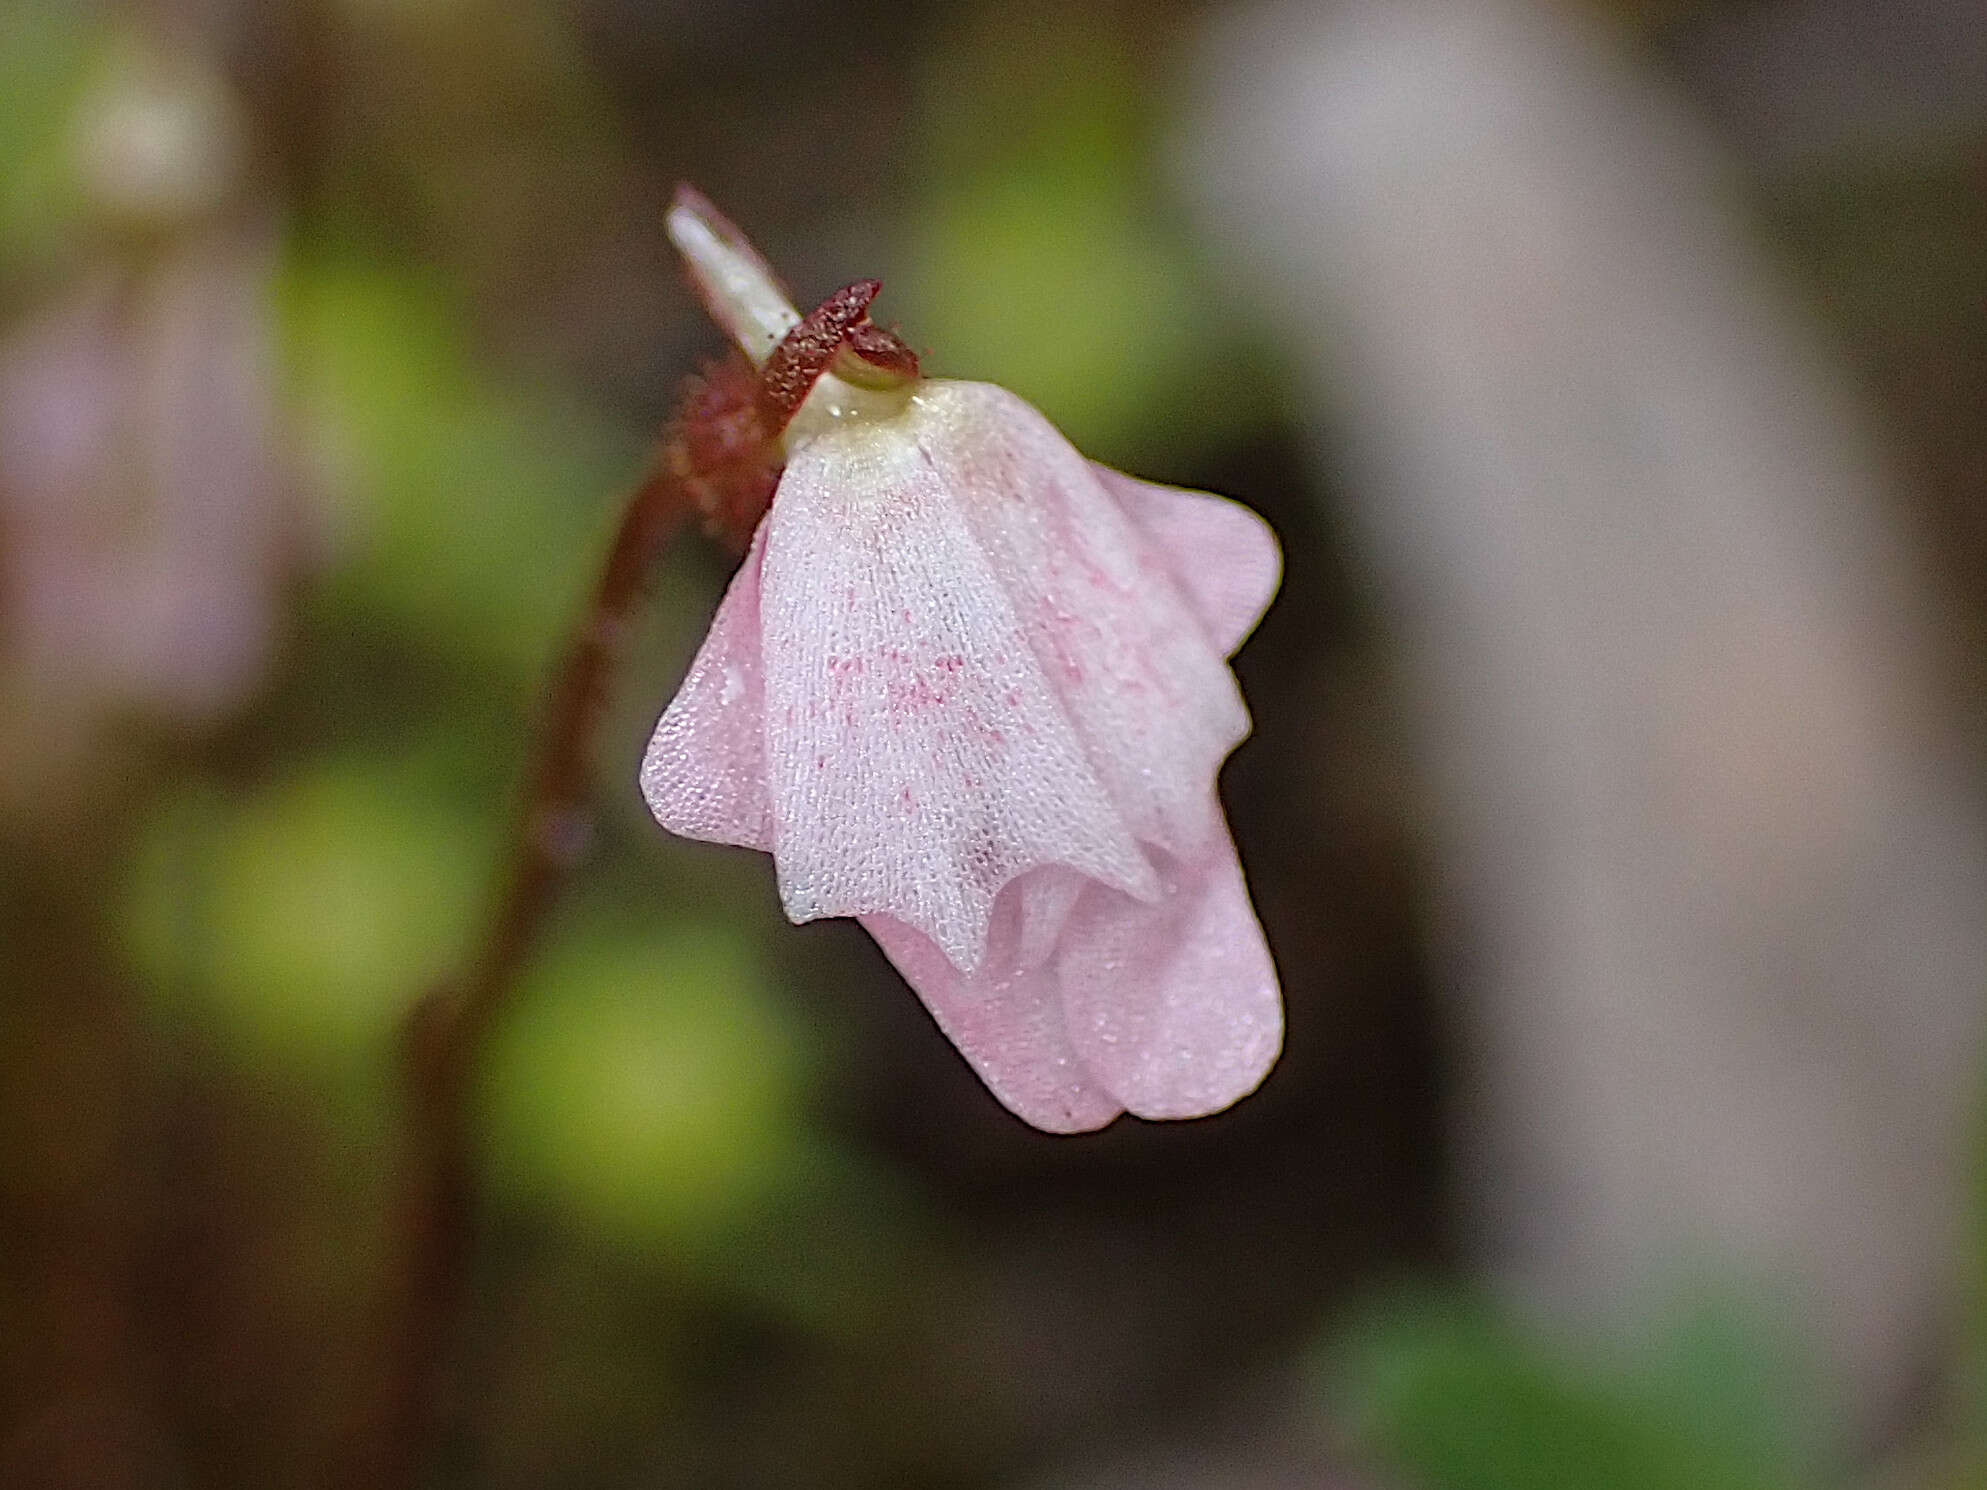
[756,280,922,431]
[841,321,922,383]
[757,279,882,429]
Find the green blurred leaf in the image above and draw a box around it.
[122,755,491,1072]
[1325,1286,1817,1490]
[905,8,1258,467]
[284,253,638,683]
[477,919,816,1251]
[0,4,94,277]
[910,172,1210,458]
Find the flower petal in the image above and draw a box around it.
[912,383,1254,861]
[639,524,775,850]
[760,420,1157,971]
[1090,464,1281,657]
[861,877,1123,1133]
[1056,821,1283,1120]
[862,837,1279,1129]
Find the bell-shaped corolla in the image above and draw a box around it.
[642,192,1283,1131]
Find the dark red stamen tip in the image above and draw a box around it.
[841,321,922,383]
[757,280,886,430]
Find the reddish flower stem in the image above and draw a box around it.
[356,260,898,1486]
[356,454,694,1489]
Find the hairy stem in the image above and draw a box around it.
[358,458,692,1488]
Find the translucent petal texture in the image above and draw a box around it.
[1055,824,1282,1119]
[862,872,1122,1134]
[758,413,1159,969]
[863,825,1281,1130]
[640,525,775,850]
[912,382,1254,860]
[1091,464,1281,656]
[640,376,1286,1127]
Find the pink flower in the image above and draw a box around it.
[641,193,1283,1131]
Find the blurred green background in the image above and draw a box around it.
[0,1,1983,1487]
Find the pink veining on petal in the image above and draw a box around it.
[639,339,1288,1129]
[1091,464,1282,657]
[640,523,775,850]
[756,415,1158,971]
[913,383,1252,864]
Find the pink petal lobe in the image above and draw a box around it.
[760,421,1156,972]
[1090,464,1282,656]
[861,874,1123,1133]
[1056,821,1283,1120]
[639,524,775,850]
[913,383,1252,861]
